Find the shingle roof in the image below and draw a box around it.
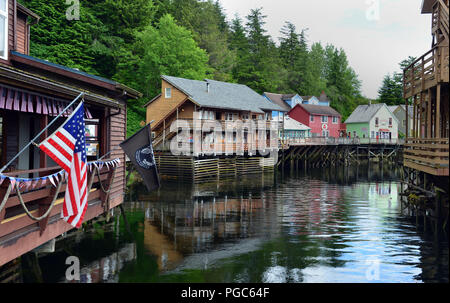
[345,103,386,123]
[162,75,284,113]
[281,93,296,100]
[293,104,341,116]
[263,92,291,112]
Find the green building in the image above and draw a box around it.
[345,103,399,140]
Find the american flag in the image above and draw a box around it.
[39,102,87,228]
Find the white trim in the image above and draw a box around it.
[165,87,172,99]
[0,0,8,60]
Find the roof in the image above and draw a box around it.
[345,103,397,124]
[291,104,341,117]
[281,93,296,100]
[10,51,142,99]
[389,105,414,117]
[421,0,435,13]
[143,93,162,108]
[263,92,291,112]
[160,76,284,113]
[283,116,311,131]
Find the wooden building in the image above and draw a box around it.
[0,0,141,267]
[388,105,414,136]
[345,103,399,141]
[287,103,343,138]
[403,0,449,177]
[144,76,283,181]
[400,0,448,234]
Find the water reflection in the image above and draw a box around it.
[33,162,448,283]
[120,162,447,283]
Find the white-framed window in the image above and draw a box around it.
[321,116,328,123]
[375,117,379,127]
[322,130,329,137]
[389,118,392,126]
[165,87,172,98]
[310,115,314,122]
[242,113,249,120]
[371,131,375,138]
[225,113,233,121]
[0,0,8,60]
[332,116,338,124]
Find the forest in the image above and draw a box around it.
[19,0,404,137]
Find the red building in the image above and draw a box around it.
[288,104,343,138]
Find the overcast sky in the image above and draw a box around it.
[219,0,431,99]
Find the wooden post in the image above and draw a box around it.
[39,115,48,176]
[427,89,432,138]
[436,84,441,138]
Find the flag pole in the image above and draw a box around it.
[96,120,155,162]
[0,92,85,174]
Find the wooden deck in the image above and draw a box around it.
[0,161,121,267]
[280,137,404,149]
[403,138,449,176]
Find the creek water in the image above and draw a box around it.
[33,162,448,283]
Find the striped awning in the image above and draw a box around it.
[0,85,93,118]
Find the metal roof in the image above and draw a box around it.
[345,103,398,124]
[293,104,341,117]
[263,92,291,112]
[162,75,284,113]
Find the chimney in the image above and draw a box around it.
[206,82,210,93]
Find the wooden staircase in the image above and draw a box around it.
[432,0,449,45]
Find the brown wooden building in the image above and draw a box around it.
[403,0,449,178]
[0,0,141,267]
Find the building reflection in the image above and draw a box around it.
[63,243,137,283]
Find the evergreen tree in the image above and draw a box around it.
[116,14,209,136]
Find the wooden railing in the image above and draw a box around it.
[403,46,442,98]
[281,137,404,147]
[432,0,449,42]
[0,162,117,239]
[404,138,449,176]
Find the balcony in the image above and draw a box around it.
[0,161,119,266]
[403,45,449,99]
[404,138,449,176]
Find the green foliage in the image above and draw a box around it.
[377,56,417,106]
[23,1,368,135]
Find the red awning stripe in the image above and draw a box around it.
[0,85,94,118]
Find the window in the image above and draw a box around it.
[322,130,329,137]
[389,118,392,127]
[165,87,172,98]
[85,119,100,158]
[225,113,233,121]
[353,131,356,138]
[332,116,338,124]
[242,113,249,120]
[321,116,328,123]
[403,119,406,127]
[371,131,375,138]
[0,0,7,60]
[310,115,314,122]
[375,117,379,127]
